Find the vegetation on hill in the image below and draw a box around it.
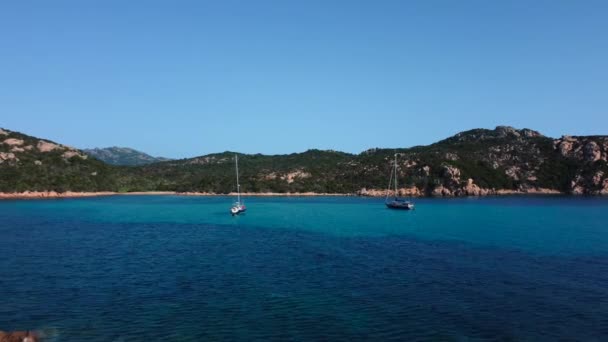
[0,129,120,192]
[1,126,607,195]
[83,147,172,166]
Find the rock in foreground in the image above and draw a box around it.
[0,331,38,342]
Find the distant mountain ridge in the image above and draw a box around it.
[1,126,607,195]
[83,147,172,166]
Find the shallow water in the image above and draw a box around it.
[1,196,607,340]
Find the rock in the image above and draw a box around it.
[10,146,25,153]
[583,141,601,162]
[558,140,574,157]
[442,165,461,181]
[444,153,458,161]
[403,159,418,168]
[496,126,520,138]
[602,179,608,195]
[0,152,18,163]
[0,330,39,342]
[571,185,585,195]
[37,140,62,152]
[2,138,24,146]
[521,129,542,138]
[397,186,422,197]
[0,128,8,136]
[561,135,577,142]
[62,150,87,160]
[505,166,520,180]
[358,188,388,197]
[284,170,311,184]
[461,178,491,196]
[592,171,604,186]
[432,185,452,196]
[34,160,42,166]
[570,175,586,194]
[421,165,430,176]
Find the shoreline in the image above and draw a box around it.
[0,189,599,200]
[0,191,355,199]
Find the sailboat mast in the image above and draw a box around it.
[235,154,241,203]
[394,153,398,196]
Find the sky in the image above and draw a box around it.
[1,0,607,158]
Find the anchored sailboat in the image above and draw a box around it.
[230,154,247,216]
[385,153,415,210]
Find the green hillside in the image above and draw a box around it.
[1,126,607,195]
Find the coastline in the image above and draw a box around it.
[0,191,355,199]
[0,189,586,200]
[0,191,117,199]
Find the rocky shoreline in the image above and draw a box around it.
[1,188,597,200]
[357,183,566,197]
[0,191,354,199]
[0,191,116,199]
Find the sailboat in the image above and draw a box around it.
[385,153,415,210]
[230,154,247,216]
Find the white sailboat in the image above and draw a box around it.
[230,154,247,216]
[385,153,415,210]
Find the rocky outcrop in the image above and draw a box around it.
[37,140,62,152]
[450,126,543,143]
[592,171,604,186]
[0,330,38,342]
[62,150,87,160]
[285,170,311,184]
[557,139,574,157]
[2,138,24,146]
[460,178,492,196]
[0,152,18,164]
[432,185,453,196]
[602,178,608,195]
[554,136,608,162]
[442,165,461,181]
[584,141,602,162]
[551,136,608,194]
[505,166,520,180]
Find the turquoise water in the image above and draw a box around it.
[1,196,607,340]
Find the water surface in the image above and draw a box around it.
[1,196,607,340]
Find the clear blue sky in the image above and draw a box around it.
[1,1,606,158]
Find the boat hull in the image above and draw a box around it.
[386,201,414,210]
[230,205,247,215]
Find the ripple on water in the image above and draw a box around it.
[1,197,608,341]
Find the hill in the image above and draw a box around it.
[0,128,119,192]
[83,147,172,166]
[1,126,607,195]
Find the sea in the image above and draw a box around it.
[1,195,607,341]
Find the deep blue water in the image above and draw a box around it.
[1,196,607,341]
